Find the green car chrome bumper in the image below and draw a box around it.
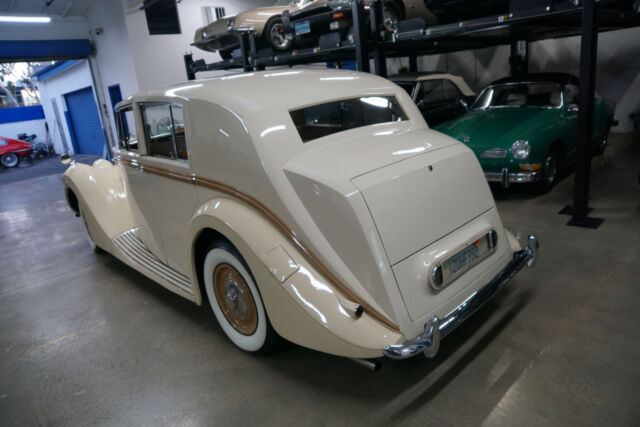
[485,168,542,188]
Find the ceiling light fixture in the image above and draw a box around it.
[0,16,52,23]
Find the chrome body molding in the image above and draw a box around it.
[383,235,539,360]
[485,168,542,188]
[113,228,193,296]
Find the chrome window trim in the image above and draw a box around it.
[472,81,564,110]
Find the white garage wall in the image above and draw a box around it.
[0,119,47,143]
[121,0,275,90]
[0,16,89,40]
[87,0,141,149]
[390,26,640,132]
[36,60,97,155]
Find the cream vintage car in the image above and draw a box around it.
[61,69,538,364]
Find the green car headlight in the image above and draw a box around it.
[511,140,530,160]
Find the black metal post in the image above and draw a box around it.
[510,39,528,77]
[409,55,418,72]
[249,33,265,71]
[239,32,252,72]
[568,0,602,228]
[184,53,196,80]
[370,0,387,77]
[351,0,370,72]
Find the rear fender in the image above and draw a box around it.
[189,197,403,358]
[62,160,135,252]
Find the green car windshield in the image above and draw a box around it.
[472,83,562,109]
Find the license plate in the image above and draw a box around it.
[329,21,340,30]
[295,20,311,35]
[440,234,492,286]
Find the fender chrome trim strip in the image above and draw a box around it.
[383,235,539,359]
[119,158,399,331]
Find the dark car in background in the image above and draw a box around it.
[390,72,476,127]
[283,0,437,48]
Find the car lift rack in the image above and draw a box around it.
[184,0,640,228]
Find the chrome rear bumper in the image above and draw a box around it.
[383,235,539,360]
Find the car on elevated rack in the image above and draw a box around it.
[192,0,327,58]
[389,72,476,127]
[1,136,32,168]
[283,0,437,48]
[61,69,538,364]
[435,73,616,191]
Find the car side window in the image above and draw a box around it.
[419,80,448,103]
[116,106,138,152]
[442,80,462,99]
[140,103,188,161]
[565,84,579,107]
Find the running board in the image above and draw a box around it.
[113,228,193,296]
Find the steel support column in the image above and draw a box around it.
[184,53,195,81]
[352,0,370,72]
[510,39,528,77]
[568,0,603,228]
[370,0,387,77]
[409,55,418,72]
[239,32,252,72]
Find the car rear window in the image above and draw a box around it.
[290,96,408,143]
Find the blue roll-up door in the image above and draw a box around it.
[64,87,106,156]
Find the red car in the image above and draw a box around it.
[1,136,32,168]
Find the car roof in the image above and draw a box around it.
[388,71,452,82]
[490,73,579,86]
[388,72,476,97]
[119,69,402,113]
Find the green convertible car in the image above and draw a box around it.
[436,73,616,190]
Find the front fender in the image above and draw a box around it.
[62,160,135,252]
[188,197,403,358]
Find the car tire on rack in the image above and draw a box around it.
[265,17,292,51]
[203,240,282,354]
[1,153,19,168]
[219,48,233,60]
[382,1,402,32]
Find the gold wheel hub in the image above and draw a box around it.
[213,264,258,335]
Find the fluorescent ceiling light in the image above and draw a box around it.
[0,16,52,23]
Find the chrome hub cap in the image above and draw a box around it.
[382,7,399,31]
[2,153,19,168]
[213,263,258,335]
[270,23,289,49]
[223,280,249,319]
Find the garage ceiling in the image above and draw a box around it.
[0,0,99,17]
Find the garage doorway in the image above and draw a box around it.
[64,86,106,156]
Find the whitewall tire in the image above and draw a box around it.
[203,243,276,353]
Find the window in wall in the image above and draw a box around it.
[144,0,181,35]
[117,106,138,152]
[141,102,188,161]
[201,6,226,25]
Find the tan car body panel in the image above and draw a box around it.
[62,69,521,358]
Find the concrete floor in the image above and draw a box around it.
[1,136,639,426]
